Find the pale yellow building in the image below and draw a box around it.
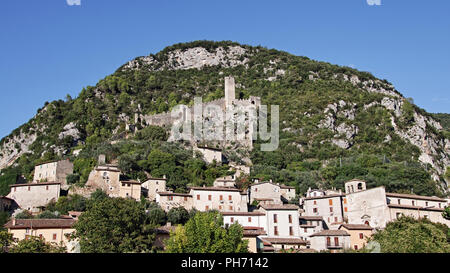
[4,218,76,252]
[119,180,141,201]
[141,176,167,201]
[338,224,374,251]
[33,159,73,187]
[156,192,193,212]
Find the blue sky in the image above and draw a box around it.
[0,0,449,139]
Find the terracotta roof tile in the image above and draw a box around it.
[310,230,350,237]
[260,204,299,210]
[386,192,447,202]
[4,219,76,229]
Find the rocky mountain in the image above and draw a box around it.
[0,40,448,196]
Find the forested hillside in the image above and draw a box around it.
[0,41,448,197]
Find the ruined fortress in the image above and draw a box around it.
[136,77,262,148]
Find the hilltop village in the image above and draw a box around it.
[1,77,449,253]
[2,155,449,252]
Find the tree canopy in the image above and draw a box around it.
[72,197,156,253]
[368,216,450,253]
[165,211,248,253]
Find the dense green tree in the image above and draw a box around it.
[165,211,248,253]
[443,206,450,221]
[72,197,155,253]
[167,207,190,225]
[9,236,66,253]
[15,210,34,219]
[0,230,14,253]
[369,216,450,253]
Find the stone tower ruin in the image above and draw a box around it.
[225,76,236,106]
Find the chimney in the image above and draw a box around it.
[163,175,166,179]
[166,222,172,227]
[269,179,272,183]
[98,154,106,165]
[12,218,16,226]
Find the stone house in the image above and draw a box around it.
[153,223,176,251]
[4,218,77,252]
[33,159,73,188]
[280,185,296,202]
[189,186,248,212]
[299,216,324,241]
[301,189,347,229]
[309,230,351,252]
[213,176,236,188]
[222,211,267,229]
[141,176,167,201]
[338,224,374,251]
[119,180,141,201]
[194,146,223,164]
[7,182,61,213]
[156,192,193,212]
[82,164,121,197]
[249,181,282,205]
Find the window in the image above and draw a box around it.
[354,245,358,250]
[197,195,200,200]
[313,200,317,205]
[329,199,333,205]
[228,195,232,201]
[398,199,401,205]
[14,188,16,192]
[359,233,364,239]
[248,217,252,223]
[344,207,348,212]
[205,206,209,210]
[304,228,307,233]
[313,208,318,213]
[184,197,188,201]
[357,183,363,190]
[28,186,30,191]
[53,234,57,241]
[334,217,338,223]
[329,207,333,213]
[425,202,428,207]
[412,200,415,206]
[219,205,222,210]
[220,195,223,201]
[274,227,278,236]
[334,237,339,246]
[208,195,212,201]
[255,188,258,192]
[168,196,173,201]
[230,217,234,223]
[46,186,49,190]
[273,214,278,223]
[289,227,293,236]
[326,237,331,246]
[343,198,347,204]
[229,206,233,210]
[288,214,292,224]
